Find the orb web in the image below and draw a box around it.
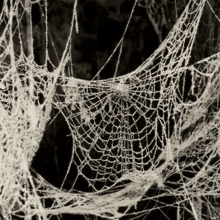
[1,0,220,220]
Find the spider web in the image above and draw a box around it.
[56,0,205,190]
[1,0,220,219]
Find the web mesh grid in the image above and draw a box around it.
[54,0,206,191]
[1,0,220,219]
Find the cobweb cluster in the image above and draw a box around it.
[1,0,220,219]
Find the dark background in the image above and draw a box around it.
[1,0,220,219]
[31,1,220,219]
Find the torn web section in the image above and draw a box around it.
[0,0,59,162]
[180,53,220,135]
[163,52,220,190]
[0,2,58,218]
